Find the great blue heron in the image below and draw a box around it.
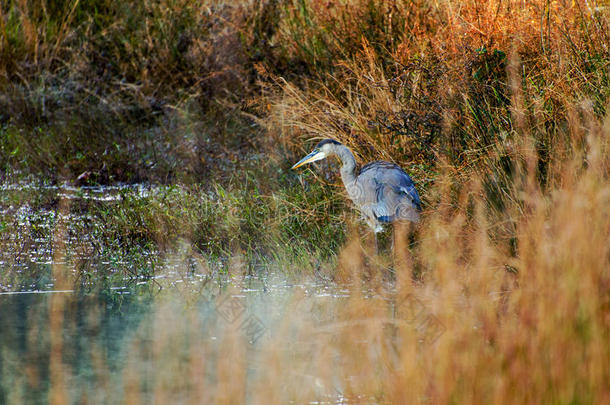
[291,139,421,237]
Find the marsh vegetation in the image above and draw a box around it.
[1,0,609,403]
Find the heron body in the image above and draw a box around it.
[291,139,421,233]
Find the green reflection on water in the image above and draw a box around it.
[0,290,156,404]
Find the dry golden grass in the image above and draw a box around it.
[265,0,609,185]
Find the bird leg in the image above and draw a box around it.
[374,231,379,256]
[392,222,414,286]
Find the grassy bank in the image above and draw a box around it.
[3,0,607,180]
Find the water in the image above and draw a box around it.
[0,290,154,404]
[0,181,424,404]
[0,275,366,404]
[0,181,161,292]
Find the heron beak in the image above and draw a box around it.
[291,149,326,169]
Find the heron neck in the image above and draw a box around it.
[335,145,357,186]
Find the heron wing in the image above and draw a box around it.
[358,161,421,223]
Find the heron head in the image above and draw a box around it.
[291,139,341,169]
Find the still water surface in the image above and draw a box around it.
[1,273,364,403]
[0,182,409,404]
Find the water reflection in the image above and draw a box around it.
[0,290,153,404]
[0,274,371,404]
